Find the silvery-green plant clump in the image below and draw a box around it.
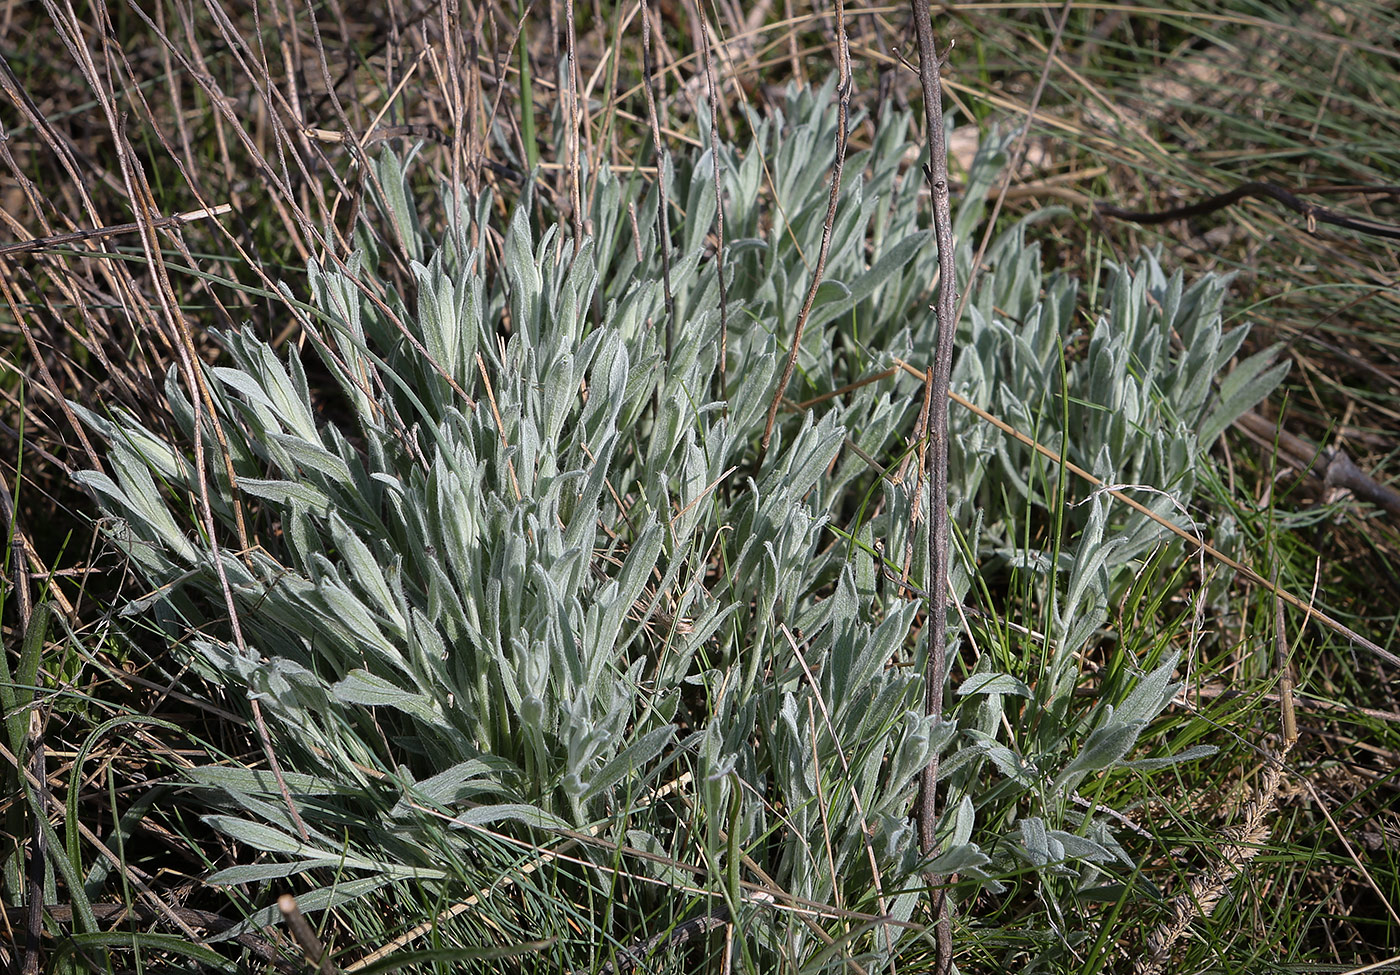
[74,82,1283,970]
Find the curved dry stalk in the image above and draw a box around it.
[564,0,585,246]
[699,13,731,406]
[639,0,676,357]
[761,0,851,452]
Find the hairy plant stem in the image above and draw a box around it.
[910,1,955,969]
